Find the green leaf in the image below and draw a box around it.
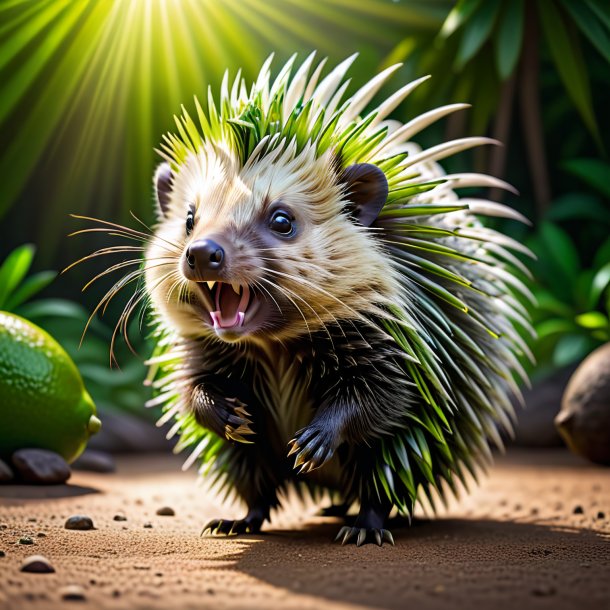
[584,0,610,30]
[456,0,501,69]
[562,158,610,199]
[535,318,577,339]
[4,270,56,311]
[440,0,483,38]
[589,262,610,308]
[553,334,597,367]
[16,298,89,322]
[545,192,610,223]
[539,221,580,282]
[561,0,610,63]
[538,1,600,144]
[0,244,35,308]
[575,311,608,329]
[494,0,524,79]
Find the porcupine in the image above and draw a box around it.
[77,53,533,546]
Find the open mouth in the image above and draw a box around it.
[204,281,251,331]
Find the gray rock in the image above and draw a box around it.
[88,410,174,454]
[0,459,14,482]
[11,449,71,484]
[20,555,55,573]
[511,365,577,447]
[72,449,116,473]
[556,342,610,465]
[64,515,95,531]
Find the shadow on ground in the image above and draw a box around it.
[206,517,610,610]
[0,483,99,500]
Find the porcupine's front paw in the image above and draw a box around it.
[287,423,340,473]
[222,397,255,443]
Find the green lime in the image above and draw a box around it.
[0,311,100,463]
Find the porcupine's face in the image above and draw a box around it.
[145,142,396,344]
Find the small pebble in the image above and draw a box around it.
[573,505,584,515]
[27,517,37,522]
[597,511,605,520]
[111,590,121,598]
[37,532,46,538]
[143,522,153,529]
[18,536,34,545]
[113,514,127,521]
[531,585,556,597]
[0,524,7,529]
[156,506,175,516]
[20,555,55,573]
[0,551,6,557]
[59,585,86,601]
[64,515,95,531]
[11,449,71,484]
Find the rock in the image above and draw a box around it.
[155,506,175,516]
[143,522,153,528]
[59,585,86,601]
[64,515,95,531]
[72,449,116,473]
[113,514,127,521]
[573,505,584,514]
[11,449,71,484]
[20,555,55,573]
[556,343,610,465]
[0,551,5,557]
[88,410,173,454]
[18,536,34,545]
[511,365,577,447]
[0,459,14,482]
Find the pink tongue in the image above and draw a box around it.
[211,284,250,329]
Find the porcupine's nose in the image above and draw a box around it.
[185,239,225,277]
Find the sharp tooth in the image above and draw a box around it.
[231,282,241,295]
[206,281,216,291]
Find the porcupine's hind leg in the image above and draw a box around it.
[334,496,394,547]
[201,437,284,536]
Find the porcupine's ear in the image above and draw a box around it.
[340,163,388,227]
[154,162,174,217]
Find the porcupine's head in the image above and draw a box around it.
[146,55,403,344]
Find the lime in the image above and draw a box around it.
[0,311,100,463]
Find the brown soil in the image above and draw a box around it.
[0,449,609,610]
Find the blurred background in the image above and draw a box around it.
[1,0,609,455]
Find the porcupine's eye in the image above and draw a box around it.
[186,211,194,235]
[268,210,295,237]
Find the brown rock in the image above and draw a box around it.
[64,515,95,531]
[58,585,86,601]
[155,506,175,516]
[556,342,610,465]
[11,449,71,484]
[20,555,55,573]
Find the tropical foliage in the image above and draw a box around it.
[0,244,152,417]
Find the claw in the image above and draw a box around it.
[356,529,367,547]
[287,441,299,457]
[294,452,307,468]
[374,529,382,547]
[334,526,350,542]
[382,529,395,546]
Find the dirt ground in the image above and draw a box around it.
[0,449,609,610]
